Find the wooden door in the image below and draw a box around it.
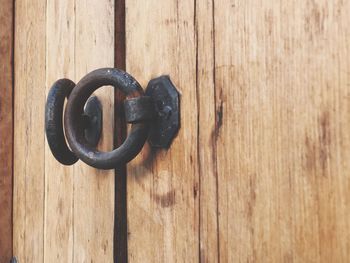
[2,0,350,262]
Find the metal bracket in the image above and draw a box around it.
[83,96,102,147]
[145,76,180,148]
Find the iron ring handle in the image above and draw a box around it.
[45,79,79,165]
[64,68,152,170]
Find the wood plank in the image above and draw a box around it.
[215,0,350,261]
[126,0,199,262]
[13,0,46,261]
[74,0,115,261]
[196,0,219,262]
[0,0,13,261]
[44,0,75,261]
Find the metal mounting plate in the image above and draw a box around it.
[145,76,180,148]
[83,96,102,147]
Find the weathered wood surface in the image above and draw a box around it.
[14,0,115,261]
[14,0,46,261]
[44,0,75,261]
[126,0,200,262]
[215,0,350,262]
[196,0,219,262]
[127,0,350,262]
[0,0,13,261]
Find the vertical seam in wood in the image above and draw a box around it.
[43,0,47,261]
[194,0,201,262]
[72,1,76,262]
[23,0,27,256]
[212,0,220,261]
[114,0,127,262]
[11,0,15,259]
[43,0,48,261]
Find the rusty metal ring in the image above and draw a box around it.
[45,79,79,165]
[64,68,150,169]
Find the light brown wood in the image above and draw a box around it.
[0,0,13,261]
[126,0,350,262]
[215,0,350,262]
[196,0,219,262]
[14,0,115,261]
[44,0,75,261]
[126,0,199,262]
[14,0,46,261]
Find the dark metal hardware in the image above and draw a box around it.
[45,68,180,170]
[124,96,154,123]
[145,76,180,148]
[45,79,102,165]
[10,257,17,263]
[83,96,103,147]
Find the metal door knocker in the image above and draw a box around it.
[45,68,179,169]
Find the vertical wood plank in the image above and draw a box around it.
[126,0,199,262]
[44,0,75,261]
[215,0,350,261]
[0,0,13,261]
[196,0,219,262]
[74,0,115,261]
[13,0,46,261]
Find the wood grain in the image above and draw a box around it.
[13,0,46,261]
[126,0,199,262]
[14,0,115,261]
[215,0,350,261]
[44,0,75,261]
[196,0,219,262]
[0,0,13,261]
[126,0,350,262]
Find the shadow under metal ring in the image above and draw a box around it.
[64,68,153,170]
